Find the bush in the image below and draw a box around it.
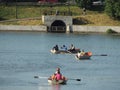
[106,28,117,34]
[105,0,120,19]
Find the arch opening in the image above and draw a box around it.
[50,20,66,33]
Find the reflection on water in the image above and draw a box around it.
[0,32,120,90]
[38,85,61,90]
[51,85,61,90]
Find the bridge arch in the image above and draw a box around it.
[50,20,66,32]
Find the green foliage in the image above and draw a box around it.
[105,0,120,19]
[106,28,117,34]
[0,6,16,19]
[0,4,120,25]
[75,0,92,8]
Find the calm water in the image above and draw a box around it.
[0,32,120,90]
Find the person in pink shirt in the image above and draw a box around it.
[55,71,62,80]
[55,67,67,81]
[49,67,67,81]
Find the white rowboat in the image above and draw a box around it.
[48,79,67,85]
[75,52,92,60]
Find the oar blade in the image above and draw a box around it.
[34,76,39,78]
[68,78,81,81]
[101,54,107,56]
[34,76,48,79]
[76,79,81,81]
[93,54,107,56]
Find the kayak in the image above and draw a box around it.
[50,48,80,54]
[75,52,92,60]
[48,79,67,85]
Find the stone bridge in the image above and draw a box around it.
[42,15,72,32]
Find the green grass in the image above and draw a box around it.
[0,5,120,26]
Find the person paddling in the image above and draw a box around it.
[61,45,67,51]
[49,67,62,80]
[52,45,59,51]
[55,71,62,81]
[55,67,67,81]
[69,44,75,52]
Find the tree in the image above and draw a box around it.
[75,0,93,9]
[105,0,120,19]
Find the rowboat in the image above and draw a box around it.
[50,49,68,54]
[50,48,80,54]
[75,52,92,60]
[75,55,91,59]
[48,79,67,85]
[34,76,81,85]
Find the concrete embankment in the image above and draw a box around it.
[72,25,120,33]
[0,25,47,32]
[0,25,120,33]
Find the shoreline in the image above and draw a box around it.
[0,25,120,33]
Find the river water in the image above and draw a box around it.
[0,31,120,90]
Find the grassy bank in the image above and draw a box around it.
[73,14,120,26]
[0,5,120,26]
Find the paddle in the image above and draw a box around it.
[34,76,81,81]
[34,76,48,79]
[34,76,40,78]
[68,78,81,81]
[93,54,107,56]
